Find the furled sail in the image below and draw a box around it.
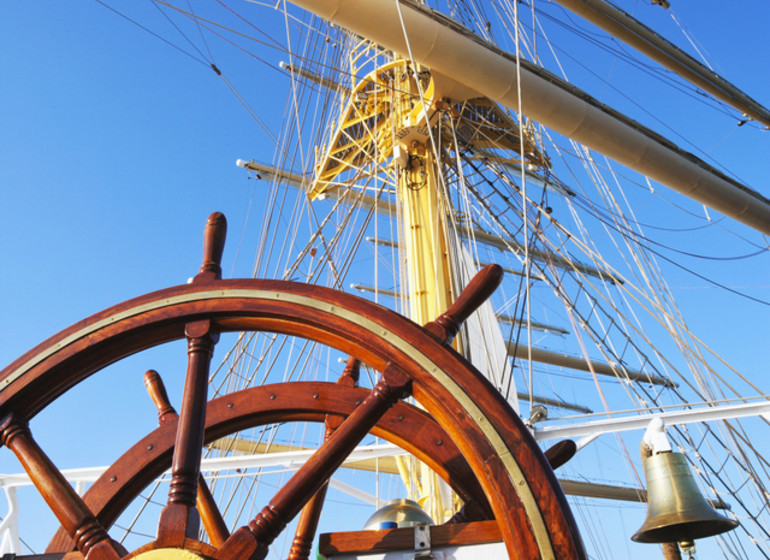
[289,0,770,234]
[550,0,770,128]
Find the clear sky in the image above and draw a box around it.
[1,0,769,556]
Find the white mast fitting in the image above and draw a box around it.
[532,399,770,444]
[288,0,770,234]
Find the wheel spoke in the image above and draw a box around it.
[144,370,230,546]
[156,319,219,545]
[143,369,176,425]
[194,212,227,283]
[197,474,230,547]
[286,357,361,560]
[156,211,227,546]
[0,414,123,560]
[286,484,329,560]
[214,363,411,560]
[423,264,503,345]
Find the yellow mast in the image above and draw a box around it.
[393,78,455,330]
[308,40,546,522]
[308,45,458,330]
[400,146,453,320]
[393,70,457,523]
[308,48,456,520]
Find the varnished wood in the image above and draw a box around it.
[47,382,492,553]
[287,356,361,560]
[544,439,577,470]
[338,356,361,387]
[325,357,360,433]
[195,211,227,282]
[286,485,328,560]
[155,212,226,549]
[8,280,587,560]
[214,366,413,560]
[446,499,489,524]
[0,415,122,560]
[320,520,502,555]
[423,264,503,345]
[143,369,176,424]
[143,369,230,547]
[157,319,220,546]
[9,282,587,559]
[5,214,586,560]
[196,474,230,547]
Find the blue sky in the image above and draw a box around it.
[1,0,769,556]
[1,3,292,372]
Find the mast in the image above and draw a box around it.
[305,37,551,522]
[309,46,462,522]
[394,68,458,526]
[391,68,455,328]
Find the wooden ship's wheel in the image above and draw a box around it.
[0,213,586,560]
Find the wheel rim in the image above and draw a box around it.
[1,280,583,559]
[2,211,584,560]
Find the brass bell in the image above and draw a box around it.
[363,499,434,530]
[632,452,739,544]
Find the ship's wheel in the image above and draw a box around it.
[0,213,585,560]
